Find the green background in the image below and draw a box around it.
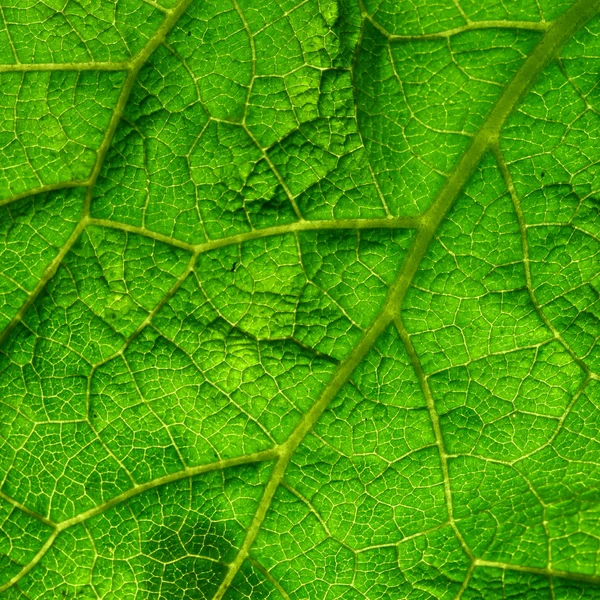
[0,0,600,597]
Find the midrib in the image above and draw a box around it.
[284,0,600,499]
[213,0,600,596]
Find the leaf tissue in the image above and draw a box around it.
[1,0,600,598]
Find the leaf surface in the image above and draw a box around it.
[1,0,600,598]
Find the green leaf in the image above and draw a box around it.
[1,0,599,598]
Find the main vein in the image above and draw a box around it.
[212,0,600,595]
